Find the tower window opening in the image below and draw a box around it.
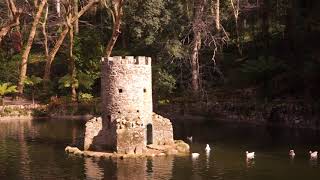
[143,88,147,93]
[119,89,123,93]
[137,110,140,113]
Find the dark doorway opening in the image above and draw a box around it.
[146,124,153,145]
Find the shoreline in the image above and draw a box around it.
[1,98,320,131]
[0,114,94,121]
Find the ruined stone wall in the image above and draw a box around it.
[84,117,116,151]
[115,115,146,154]
[152,113,174,145]
[101,56,153,150]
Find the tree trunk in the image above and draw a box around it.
[104,0,124,57]
[0,15,20,44]
[43,0,99,85]
[43,26,69,82]
[105,17,121,57]
[56,0,61,17]
[190,0,205,94]
[17,0,47,95]
[191,31,201,94]
[0,0,20,44]
[229,0,242,55]
[215,0,220,31]
[42,4,49,58]
[74,0,79,34]
[71,0,79,101]
[69,18,77,101]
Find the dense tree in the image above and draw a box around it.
[0,0,318,104]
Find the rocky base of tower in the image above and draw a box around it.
[82,113,189,156]
[65,140,189,158]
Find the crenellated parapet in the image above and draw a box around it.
[102,56,152,66]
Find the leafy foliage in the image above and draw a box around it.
[58,72,96,91]
[240,56,286,84]
[154,67,176,99]
[0,51,20,84]
[78,93,94,103]
[24,75,42,87]
[0,83,17,97]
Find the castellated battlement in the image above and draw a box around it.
[101,56,152,66]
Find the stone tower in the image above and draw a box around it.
[84,56,174,154]
[101,56,153,129]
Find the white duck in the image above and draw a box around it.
[309,151,318,159]
[246,151,255,159]
[205,144,211,152]
[187,136,193,142]
[289,150,295,157]
[191,153,200,159]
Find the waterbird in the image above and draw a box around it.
[205,144,211,152]
[289,150,295,157]
[309,151,318,159]
[191,153,200,159]
[246,151,255,159]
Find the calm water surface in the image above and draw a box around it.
[0,118,320,179]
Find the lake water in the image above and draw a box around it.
[0,118,320,179]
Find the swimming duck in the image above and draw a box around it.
[205,144,211,152]
[289,150,295,157]
[246,151,255,159]
[309,151,318,159]
[191,153,200,158]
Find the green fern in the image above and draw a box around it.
[0,83,17,97]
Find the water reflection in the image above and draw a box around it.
[309,158,318,167]
[1,119,320,179]
[18,120,31,178]
[206,151,210,169]
[0,119,85,179]
[84,158,104,179]
[84,156,174,180]
[245,158,255,169]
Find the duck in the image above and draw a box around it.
[309,151,318,159]
[187,136,193,142]
[289,150,295,157]
[191,153,200,158]
[246,151,255,159]
[205,144,211,152]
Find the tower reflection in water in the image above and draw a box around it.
[84,156,174,180]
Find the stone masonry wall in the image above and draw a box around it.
[101,56,153,151]
[115,115,146,154]
[84,117,116,151]
[152,113,174,145]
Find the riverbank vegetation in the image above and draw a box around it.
[0,0,319,124]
